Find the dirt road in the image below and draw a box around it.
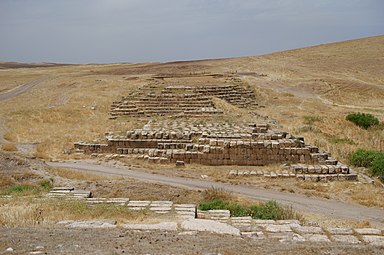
[0,77,47,101]
[47,160,384,227]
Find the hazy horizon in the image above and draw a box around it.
[1,0,383,64]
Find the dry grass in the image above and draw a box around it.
[1,143,17,152]
[46,167,114,181]
[0,203,43,227]
[0,197,151,227]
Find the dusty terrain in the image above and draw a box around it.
[2,227,383,255]
[0,36,384,253]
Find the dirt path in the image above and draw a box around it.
[0,77,47,101]
[47,160,384,227]
[0,77,48,143]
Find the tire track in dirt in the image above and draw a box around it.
[0,77,48,101]
[0,77,48,143]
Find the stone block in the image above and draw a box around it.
[265,224,292,233]
[327,227,354,235]
[362,235,384,246]
[122,222,178,231]
[303,234,330,242]
[354,228,382,235]
[331,235,361,244]
[293,226,324,234]
[181,219,240,236]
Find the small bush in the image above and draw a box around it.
[198,198,303,221]
[349,148,380,168]
[39,179,53,191]
[349,148,384,177]
[346,113,380,129]
[371,157,384,177]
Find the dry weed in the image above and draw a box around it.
[202,187,234,202]
[1,143,17,152]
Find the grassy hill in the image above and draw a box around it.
[0,35,383,162]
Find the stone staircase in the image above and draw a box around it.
[109,84,257,118]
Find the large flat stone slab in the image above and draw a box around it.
[57,220,117,228]
[122,222,178,231]
[292,226,323,234]
[326,227,353,235]
[265,224,292,233]
[362,235,384,246]
[181,219,240,236]
[303,234,330,242]
[354,228,382,235]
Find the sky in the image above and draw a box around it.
[0,0,383,64]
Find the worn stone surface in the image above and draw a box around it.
[355,228,382,235]
[327,227,354,235]
[181,219,240,236]
[58,220,117,228]
[292,226,323,234]
[362,235,384,246]
[331,235,361,244]
[265,224,292,233]
[303,234,330,242]
[122,222,178,231]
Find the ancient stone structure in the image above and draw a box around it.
[76,120,335,166]
[75,119,357,181]
[109,84,257,117]
[75,82,358,181]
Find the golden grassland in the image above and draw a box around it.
[0,36,383,212]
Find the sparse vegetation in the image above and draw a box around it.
[346,113,380,129]
[199,188,303,221]
[0,179,53,196]
[329,137,356,145]
[199,198,303,221]
[303,115,322,125]
[0,198,150,227]
[349,149,384,177]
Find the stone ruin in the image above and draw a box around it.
[75,119,357,181]
[109,84,257,118]
[75,82,357,182]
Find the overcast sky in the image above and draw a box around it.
[0,0,383,63]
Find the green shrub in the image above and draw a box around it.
[371,157,384,177]
[199,199,229,211]
[349,148,384,176]
[39,179,53,191]
[346,113,380,129]
[198,198,303,220]
[349,148,380,168]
